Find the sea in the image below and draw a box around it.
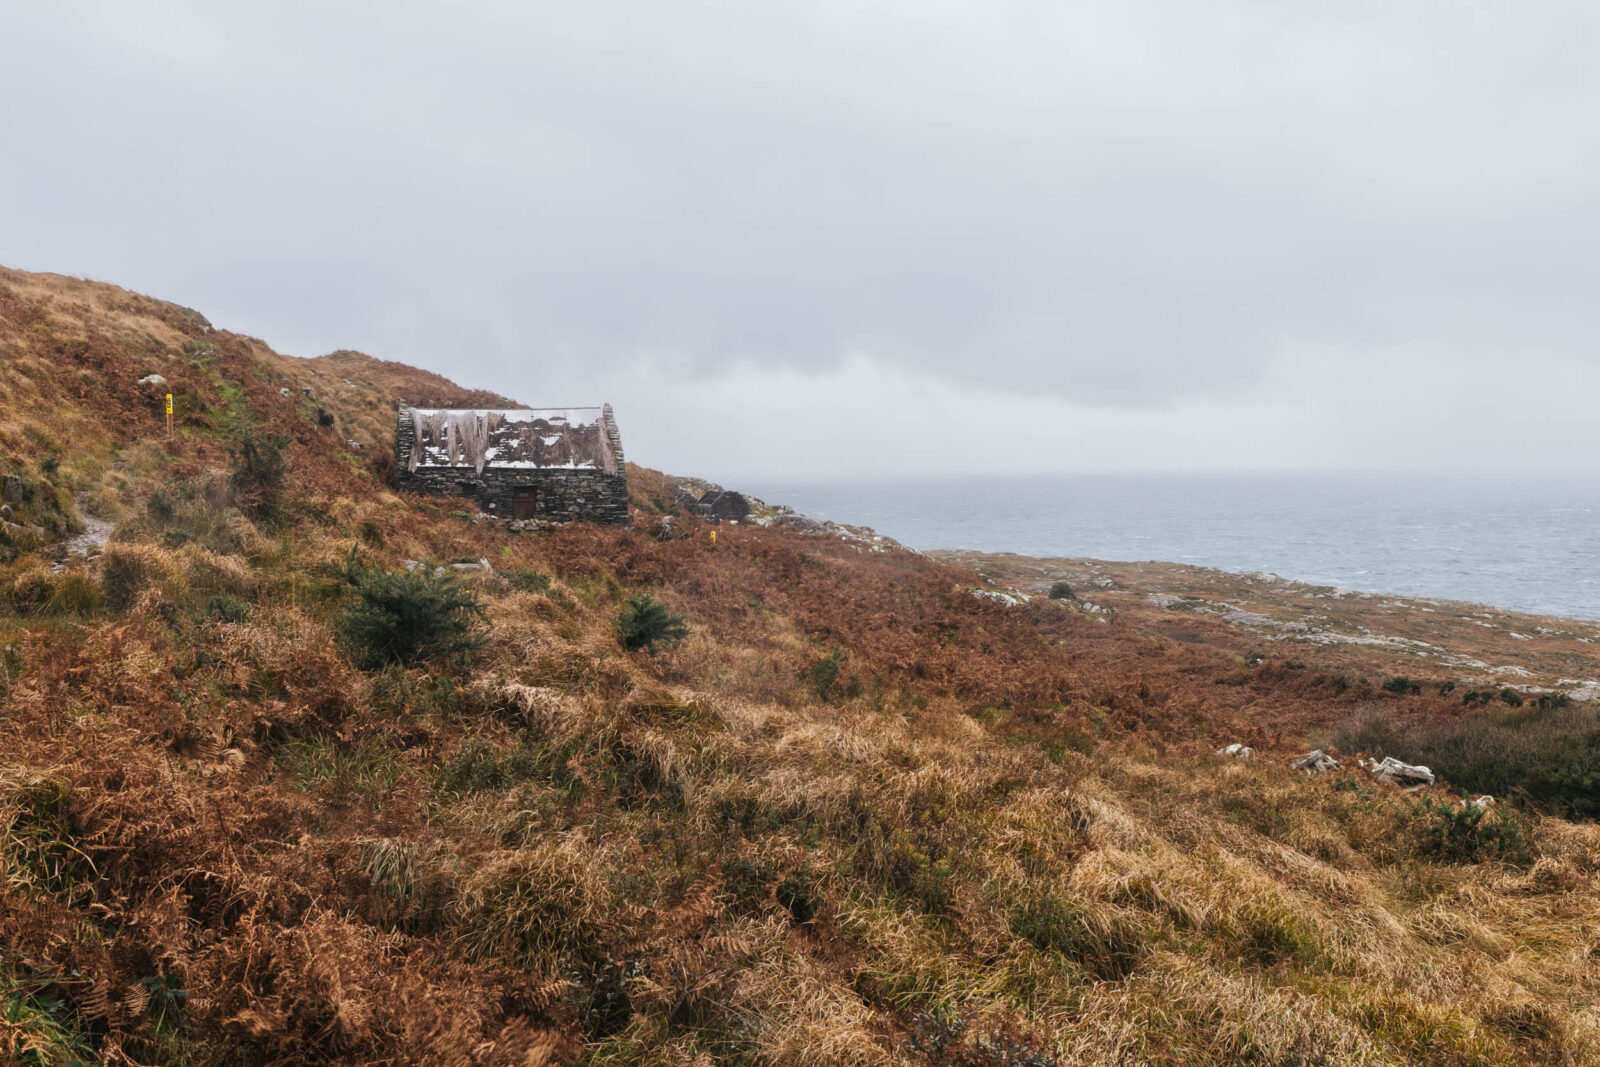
[742,472,1600,623]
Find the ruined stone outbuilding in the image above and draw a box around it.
[394,405,628,524]
[677,487,751,523]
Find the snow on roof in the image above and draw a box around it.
[405,407,618,474]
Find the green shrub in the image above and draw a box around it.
[806,648,860,702]
[204,594,250,624]
[1047,581,1076,601]
[338,567,486,669]
[1461,689,1495,707]
[1382,676,1421,696]
[1499,688,1525,708]
[228,431,288,519]
[1535,691,1571,712]
[1413,796,1529,866]
[615,594,687,653]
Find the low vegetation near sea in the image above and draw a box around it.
[0,266,1597,1065]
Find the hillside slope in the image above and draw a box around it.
[0,266,1596,1066]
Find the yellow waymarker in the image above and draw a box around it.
[165,393,173,439]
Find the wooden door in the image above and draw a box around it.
[513,486,538,520]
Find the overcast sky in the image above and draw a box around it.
[4,2,1599,480]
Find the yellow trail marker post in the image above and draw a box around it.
[165,393,173,440]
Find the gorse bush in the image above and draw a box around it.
[228,431,288,518]
[338,565,486,669]
[1047,580,1076,601]
[1382,676,1421,696]
[1535,691,1572,712]
[806,648,861,702]
[1413,796,1529,866]
[615,594,687,653]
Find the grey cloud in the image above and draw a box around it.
[3,1,1600,412]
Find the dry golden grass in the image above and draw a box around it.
[1,264,1598,1065]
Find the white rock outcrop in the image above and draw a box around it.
[1216,743,1255,760]
[1292,749,1340,773]
[1360,756,1435,786]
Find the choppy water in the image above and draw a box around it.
[743,473,1600,621]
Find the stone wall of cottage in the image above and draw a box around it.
[394,407,629,524]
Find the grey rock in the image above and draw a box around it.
[771,514,826,532]
[1292,749,1340,773]
[1360,756,1435,786]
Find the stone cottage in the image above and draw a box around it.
[394,404,628,524]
